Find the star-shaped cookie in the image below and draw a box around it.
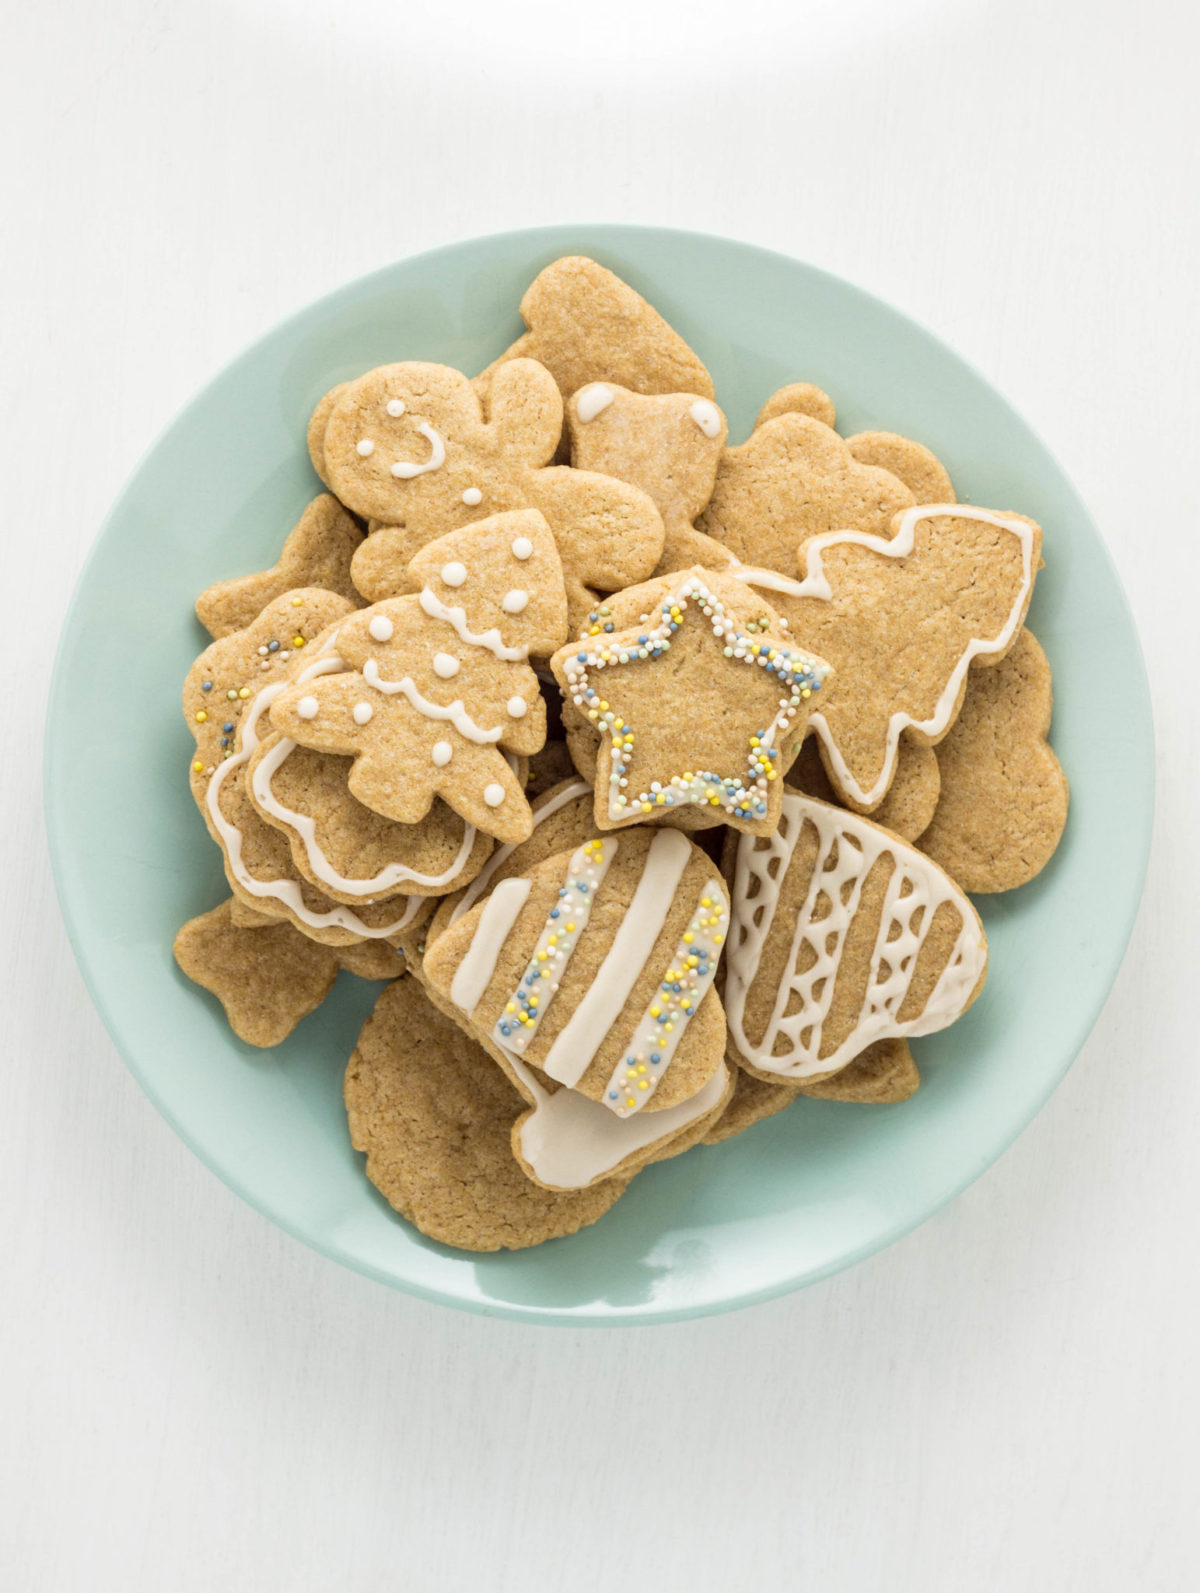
[549,568,831,836]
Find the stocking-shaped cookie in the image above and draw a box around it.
[724,792,987,1082]
[271,510,567,846]
[309,358,664,631]
[565,383,731,575]
[732,504,1042,809]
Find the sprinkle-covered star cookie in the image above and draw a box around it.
[550,567,831,836]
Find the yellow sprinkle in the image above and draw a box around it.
[599,700,608,712]
[588,709,598,722]
[637,1064,647,1074]
[192,760,204,773]
[683,933,694,944]
[293,635,306,648]
[639,1080,649,1090]
[238,687,250,699]
[291,595,303,606]
[506,1003,516,1014]
[566,922,576,933]
[529,995,538,1007]
[656,793,665,804]
[664,1022,675,1032]
[650,1007,661,1019]
[714,934,724,945]
[626,1097,636,1108]
[641,802,652,812]
[802,687,811,698]
[194,710,207,722]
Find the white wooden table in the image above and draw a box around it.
[3,1,1195,1587]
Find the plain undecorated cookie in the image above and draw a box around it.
[195,496,365,640]
[475,256,714,404]
[919,628,1068,891]
[345,977,631,1250]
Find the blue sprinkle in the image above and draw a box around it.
[650,1054,661,1065]
[222,722,234,733]
[201,681,213,692]
[268,640,280,653]
[549,908,559,919]
[576,652,586,662]
[609,1091,619,1100]
[603,623,614,633]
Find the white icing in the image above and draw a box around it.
[433,652,460,679]
[506,696,527,719]
[688,399,722,439]
[418,588,528,661]
[440,561,467,588]
[600,878,726,1117]
[483,783,506,807]
[461,487,483,506]
[386,398,406,417]
[576,383,615,422]
[449,878,532,1013]
[491,839,616,1054]
[728,505,1036,807]
[511,536,533,561]
[506,1054,728,1191]
[725,791,987,1078]
[361,659,502,744]
[368,615,394,643]
[448,780,591,926]
[501,589,529,615]
[352,701,373,725]
[542,829,692,1088]
[296,696,319,720]
[206,653,421,937]
[390,423,445,479]
[432,741,453,767]
[356,439,374,457]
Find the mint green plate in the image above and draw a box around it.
[45,227,1153,1324]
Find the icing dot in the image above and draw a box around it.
[507,696,527,718]
[441,561,467,588]
[576,383,614,422]
[484,783,506,807]
[386,398,406,417]
[689,399,722,439]
[502,589,529,614]
[352,702,373,725]
[368,615,394,642]
[433,652,460,679]
[296,696,319,720]
[461,487,483,506]
[432,741,453,767]
[356,439,375,457]
[511,536,533,561]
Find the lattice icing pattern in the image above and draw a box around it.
[725,791,987,1078]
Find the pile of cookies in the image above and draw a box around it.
[174,256,1069,1252]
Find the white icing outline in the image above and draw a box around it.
[575,383,614,422]
[725,791,987,1078]
[204,651,420,939]
[728,504,1036,807]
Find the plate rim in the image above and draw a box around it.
[44,223,1156,1326]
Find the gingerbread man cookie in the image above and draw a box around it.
[308,358,665,632]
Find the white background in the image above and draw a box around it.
[2,0,1197,1588]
